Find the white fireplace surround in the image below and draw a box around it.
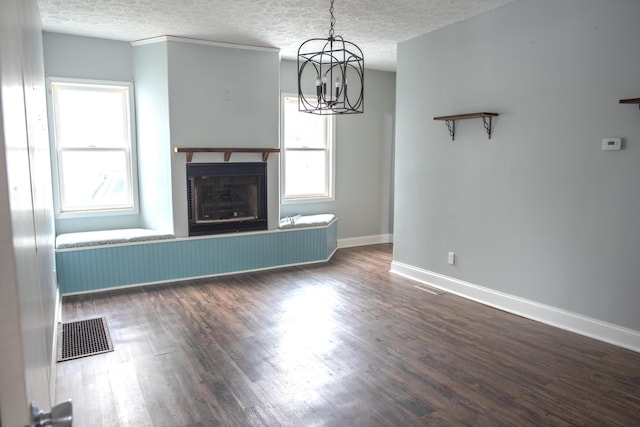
[171,152,280,237]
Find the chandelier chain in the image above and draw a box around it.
[329,0,335,38]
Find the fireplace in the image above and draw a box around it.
[187,162,267,236]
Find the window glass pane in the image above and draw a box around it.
[283,96,326,149]
[53,83,130,148]
[285,150,328,197]
[58,149,132,211]
[282,94,333,201]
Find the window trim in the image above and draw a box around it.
[281,92,336,203]
[46,76,140,219]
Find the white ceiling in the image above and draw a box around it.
[36,0,514,72]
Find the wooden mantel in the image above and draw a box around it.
[173,147,280,163]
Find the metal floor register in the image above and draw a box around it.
[57,317,114,362]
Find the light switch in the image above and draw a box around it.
[602,138,622,151]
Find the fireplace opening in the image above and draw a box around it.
[187,162,267,236]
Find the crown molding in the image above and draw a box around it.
[130,35,280,54]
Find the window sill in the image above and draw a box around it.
[55,206,139,220]
[282,196,335,204]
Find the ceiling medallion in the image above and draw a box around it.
[297,0,364,115]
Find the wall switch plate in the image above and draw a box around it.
[602,138,622,151]
[448,252,455,265]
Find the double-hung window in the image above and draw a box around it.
[281,94,334,201]
[47,78,138,216]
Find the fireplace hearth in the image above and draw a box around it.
[187,162,267,236]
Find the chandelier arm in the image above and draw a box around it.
[298,59,323,109]
[344,64,364,111]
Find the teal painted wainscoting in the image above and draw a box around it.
[56,221,337,294]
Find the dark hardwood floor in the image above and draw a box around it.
[56,244,640,426]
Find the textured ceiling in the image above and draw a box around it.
[36,0,515,71]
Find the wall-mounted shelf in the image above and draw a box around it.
[619,98,640,109]
[433,112,499,141]
[173,147,280,163]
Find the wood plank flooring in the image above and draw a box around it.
[56,244,640,426]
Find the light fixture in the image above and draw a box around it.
[297,0,364,115]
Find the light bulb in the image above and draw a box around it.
[322,75,328,99]
[316,75,322,99]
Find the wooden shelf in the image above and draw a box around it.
[173,147,280,163]
[434,112,499,121]
[434,112,499,141]
[619,98,640,109]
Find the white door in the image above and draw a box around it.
[0,0,59,425]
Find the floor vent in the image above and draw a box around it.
[414,284,446,295]
[57,317,114,362]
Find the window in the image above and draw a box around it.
[47,78,138,216]
[281,94,334,201]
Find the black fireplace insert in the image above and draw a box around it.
[187,162,267,236]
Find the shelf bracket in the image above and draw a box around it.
[445,120,455,141]
[482,116,493,139]
[434,112,499,141]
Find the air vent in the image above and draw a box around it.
[414,284,446,295]
[57,317,114,362]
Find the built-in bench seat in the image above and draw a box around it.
[55,219,337,294]
[55,228,175,249]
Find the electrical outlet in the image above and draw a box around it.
[448,252,455,265]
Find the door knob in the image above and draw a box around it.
[30,400,73,427]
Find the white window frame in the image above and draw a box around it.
[281,93,335,203]
[46,77,139,218]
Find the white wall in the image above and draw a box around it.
[394,0,640,333]
[280,60,396,241]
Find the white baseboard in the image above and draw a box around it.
[390,261,640,353]
[338,233,393,249]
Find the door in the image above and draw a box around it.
[0,0,59,425]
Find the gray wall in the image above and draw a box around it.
[166,40,280,236]
[43,32,132,81]
[42,34,396,242]
[280,60,395,240]
[394,0,640,331]
[42,33,139,233]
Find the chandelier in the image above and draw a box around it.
[297,0,364,115]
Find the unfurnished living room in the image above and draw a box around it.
[1,0,640,426]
